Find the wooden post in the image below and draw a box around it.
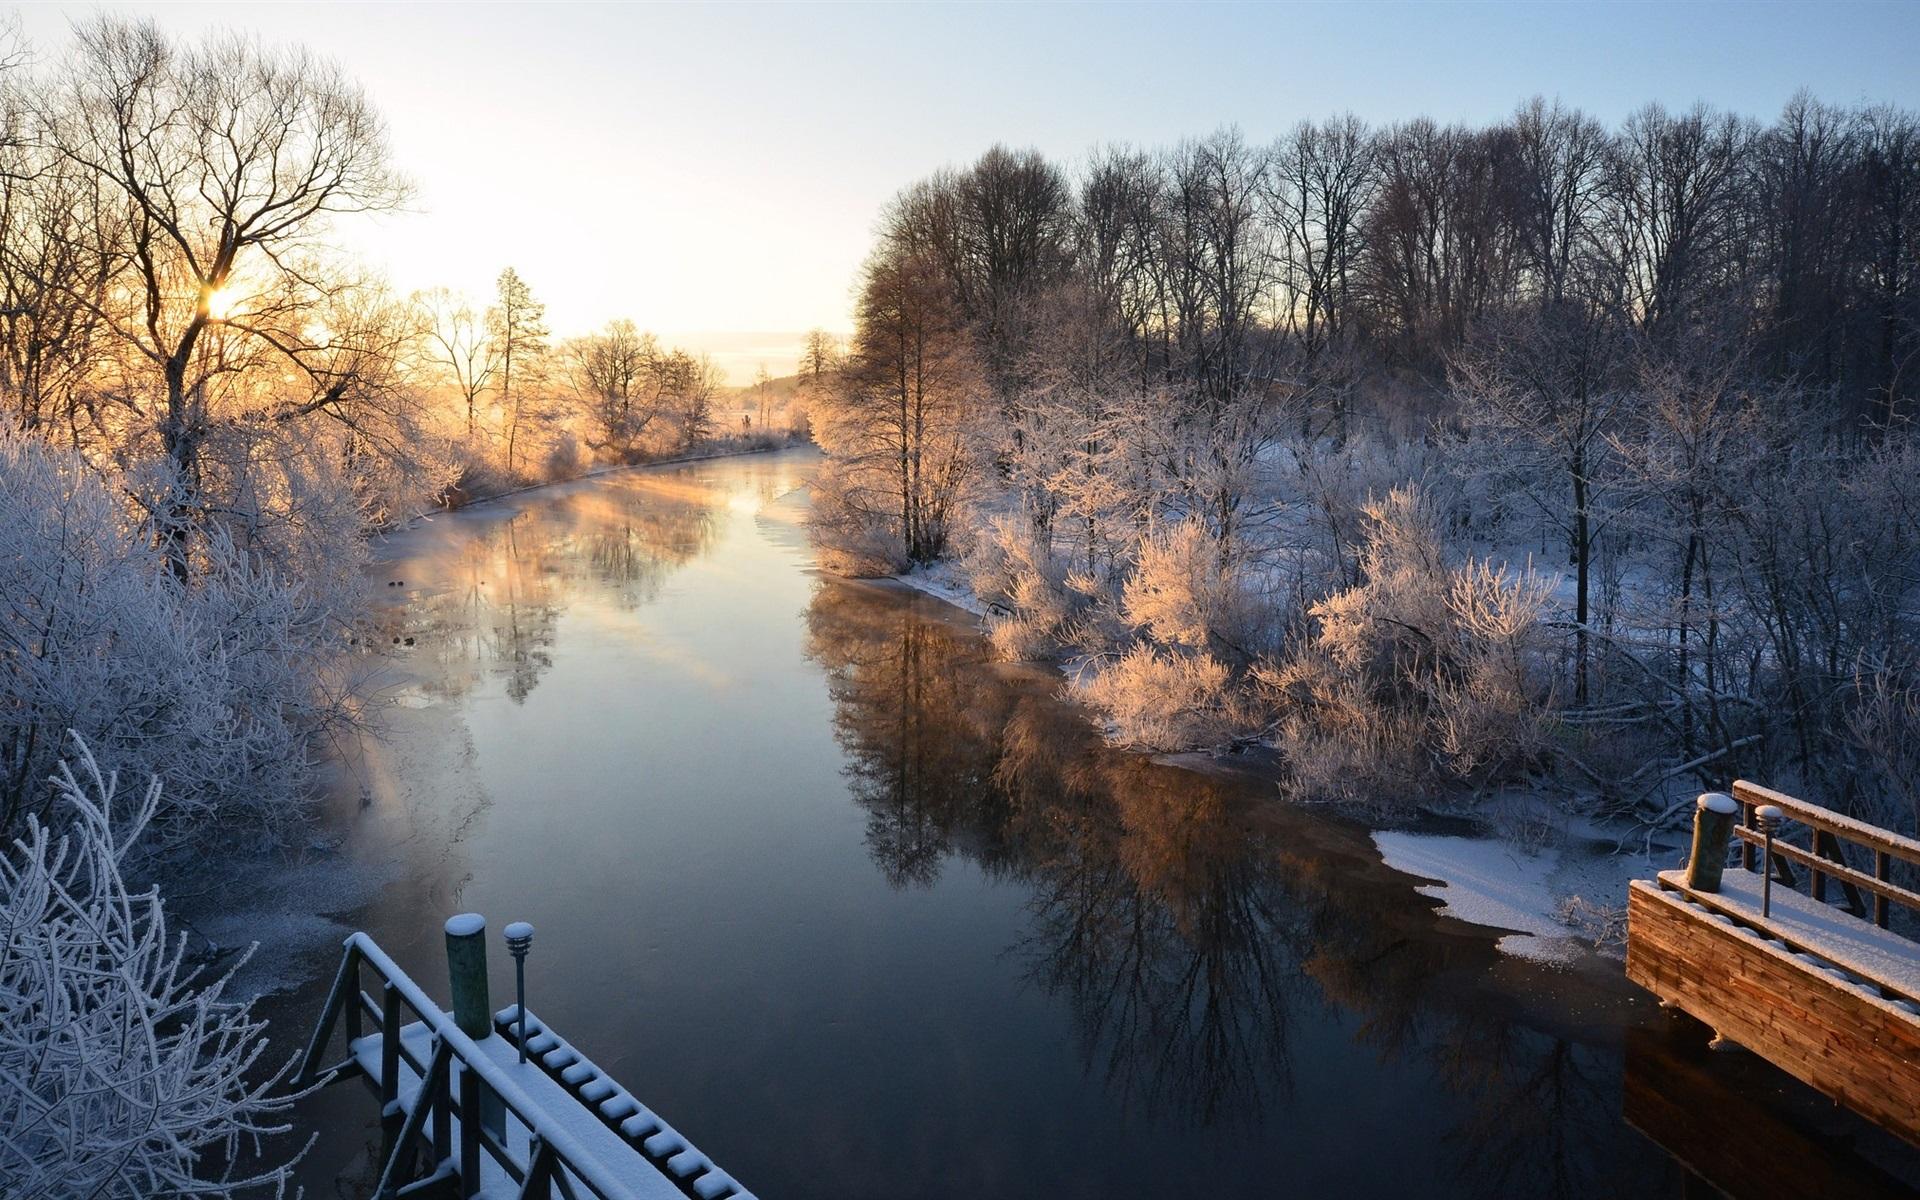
[443,913,506,1143]
[458,1062,481,1199]
[444,913,491,1040]
[1877,850,1891,928]
[1687,793,1739,893]
[379,982,402,1140]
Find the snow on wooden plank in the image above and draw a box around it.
[348,1021,685,1200]
[1628,879,1920,1148]
[1657,869,1920,1004]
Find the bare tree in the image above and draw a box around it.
[47,16,407,567]
[564,318,660,459]
[488,266,548,474]
[415,286,496,441]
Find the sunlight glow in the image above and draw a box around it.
[204,286,240,322]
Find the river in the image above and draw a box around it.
[265,447,1918,1199]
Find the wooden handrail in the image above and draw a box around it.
[1733,826,1920,915]
[1731,779,1920,932]
[1733,780,1920,868]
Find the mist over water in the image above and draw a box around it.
[271,449,1911,1199]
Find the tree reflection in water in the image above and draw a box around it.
[382,477,723,704]
[805,578,1670,1195]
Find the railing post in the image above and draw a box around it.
[1878,850,1892,928]
[432,1042,451,1163]
[1756,805,1785,918]
[1687,793,1739,893]
[459,1061,482,1199]
[379,982,402,1132]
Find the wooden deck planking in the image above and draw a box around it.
[1627,879,1920,1147]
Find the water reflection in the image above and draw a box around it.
[806,580,1664,1194]
[377,476,728,704]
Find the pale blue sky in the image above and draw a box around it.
[19,2,1920,378]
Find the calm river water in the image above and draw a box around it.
[269,448,1917,1199]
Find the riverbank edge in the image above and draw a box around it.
[882,562,1674,966]
[384,435,805,533]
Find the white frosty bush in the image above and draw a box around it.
[0,741,306,1198]
[1073,645,1239,752]
[968,515,1085,661]
[0,431,352,849]
[1266,486,1560,806]
[1120,517,1273,660]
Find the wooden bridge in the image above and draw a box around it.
[297,920,755,1200]
[1627,780,1920,1147]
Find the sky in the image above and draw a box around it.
[19,1,1920,382]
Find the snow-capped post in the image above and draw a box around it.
[504,921,535,1064]
[444,913,492,1039]
[444,913,507,1142]
[1686,792,1739,892]
[1755,805,1786,918]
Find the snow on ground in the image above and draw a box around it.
[175,850,391,1000]
[1375,825,1671,964]
[894,559,990,616]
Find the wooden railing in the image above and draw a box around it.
[296,932,650,1200]
[1731,780,1920,931]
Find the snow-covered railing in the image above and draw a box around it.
[1731,779,1920,930]
[298,929,704,1200]
[494,1005,755,1200]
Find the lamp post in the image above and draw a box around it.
[1755,805,1785,919]
[504,922,534,1064]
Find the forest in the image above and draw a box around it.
[807,96,1920,832]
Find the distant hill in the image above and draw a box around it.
[720,372,807,403]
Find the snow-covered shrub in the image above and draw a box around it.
[1266,485,1560,807]
[0,433,351,849]
[0,742,307,1197]
[543,428,585,482]
[1072,645,1240,752]
[1121,517,1273,660]
[967,515,1087,661]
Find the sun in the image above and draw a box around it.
[203,285,241,322]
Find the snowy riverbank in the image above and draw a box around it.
[1372,822,1677,963]
[891,559,1682,966]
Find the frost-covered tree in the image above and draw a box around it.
[811,241,986,572]
[47,16,412,569]
[0,431,350,847]
[0,741,307,1198]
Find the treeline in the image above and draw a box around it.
[810,95,1920,828]
[0,16,798,850]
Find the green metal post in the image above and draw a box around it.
[444,913,491,1039]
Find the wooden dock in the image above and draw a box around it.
[297,925,755,1200]
[1627,781,1920,1147]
